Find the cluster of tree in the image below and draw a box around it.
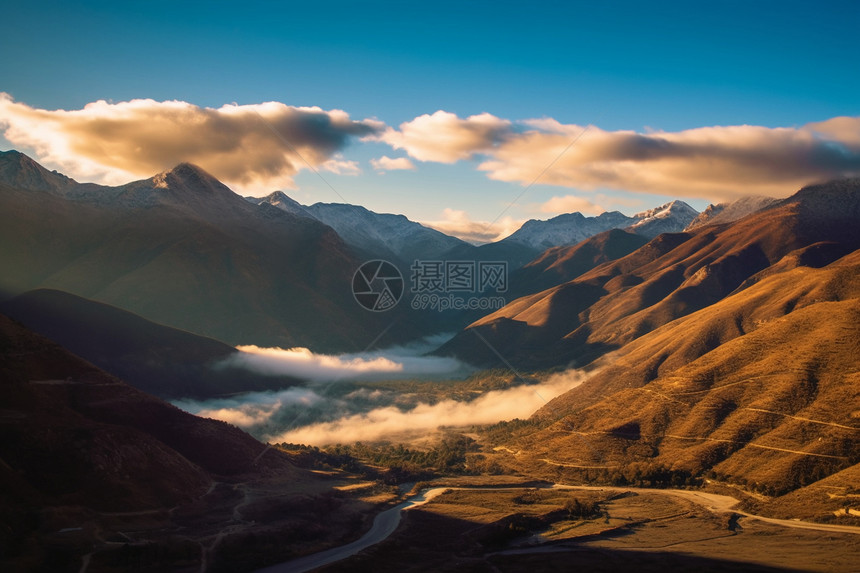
[277,434,482,483]
[480,417,543,444]
[563,497,601,519]
[546,461,703,488]
[478,496,602,549]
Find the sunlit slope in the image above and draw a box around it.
[506,251,860,495]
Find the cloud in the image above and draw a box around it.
[539,195,606,216]
[0,93,381,192]
[804,116,860,147]
[377,110,860,200]
[375,110,513,163]
[270,368,590,445]
[480,121,860,200]
[174,386,324,429]
[421,208,524,244]
[221,338,468,383]
[321,155,362,176]
[177,338,591,446]
[370,155,416,171]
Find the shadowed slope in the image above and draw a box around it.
[0,289,304,399]
[0,152,425,351]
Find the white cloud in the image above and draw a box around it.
[0,93,380,193]
[421,208,524,244]
[270,368,590,445]
[222,341,468,383]
[375,110,513,163]
[370,155,416,171]
[321,155,362,175]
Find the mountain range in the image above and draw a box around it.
[0,150,709,355]
[249,192,471,265]
[251,189,702,269]
[501,200,699,251]
[1,148,859,569]
[0,151,433,352]
[439,179,860,368]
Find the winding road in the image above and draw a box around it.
[254,483,860,572]
[254,488,449,573]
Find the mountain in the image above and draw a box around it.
[508,229,650,298]
[626,199,700,237]
[489,249,860,509]
[499,201,698,252]
[247,190,314,218]
[686,195,779,230]
[0,289,302,399]
[0,313,309,569]
[501,210,635,251]
[0,151,426,352]
[0,150,77,192]
[248,193,471,263]
[304,202,471,263]
[438,179,860,369]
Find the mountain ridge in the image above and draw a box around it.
[438,178,860,368]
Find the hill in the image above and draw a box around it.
[0,312,307,567]
[509,229,649,298]
[486,250,860,514]
[0,289,302,399]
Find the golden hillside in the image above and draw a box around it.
[490,251,860,514]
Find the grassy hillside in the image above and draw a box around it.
[485,251,860,518]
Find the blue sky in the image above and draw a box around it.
[2,0,859,241]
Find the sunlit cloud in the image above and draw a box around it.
[421,207,524,244]
[370,155,416,171]
[375,110,513,163]
[538,195,606,216]
[0,93,381,193]
[478,122,860,199]
[378,110,860,200]
[175,386,324,429]
[321,155,362,176]
[5,92,858,203]
[805,116,860,147]
[270,368,590,445]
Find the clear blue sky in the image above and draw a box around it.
[2,0,859,238]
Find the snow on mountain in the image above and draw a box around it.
[247,191,313,219]
[248,192,470,262]
[685,196,779,230]
[626,200,699,237]
[501,201,698,251]
[501,211,634,251]
[304,202,469,262]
